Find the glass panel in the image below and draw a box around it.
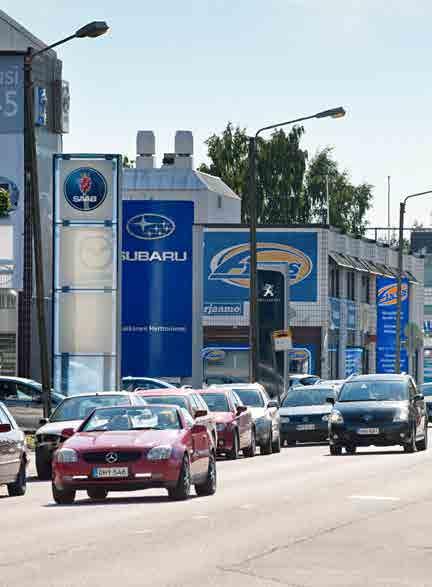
[54,291,116,354]
[54,225,117,290]
[53,354,116,395]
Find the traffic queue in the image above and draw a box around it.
[0,372,430,503]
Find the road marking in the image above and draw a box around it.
[349,495,401,501]
[134,529,152,535]
[192,515,209,520]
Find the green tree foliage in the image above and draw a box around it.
[123,155,135,168]
[0,188,10,217]
[199,124,373,235]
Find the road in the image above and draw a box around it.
[2,443,432,586]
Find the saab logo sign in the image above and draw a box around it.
[202,348,226,362]
[64,167,107,212]
[209,242,312,289]
[126,213,175,240]
[377,282,408,306]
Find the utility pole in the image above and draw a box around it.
[248,136,258,382]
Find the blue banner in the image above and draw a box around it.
[121,201,194,377]
[376,276,409,373]
[329,298,341,330]
[345,347,363,377]
[346,301,357,330]
[204,230,318,307]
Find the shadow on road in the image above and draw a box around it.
[325,449,404,457]
[43,493,202,508]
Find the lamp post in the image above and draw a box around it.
[395,189,432,373]
[25,21,109,418]
[248,107,346,383]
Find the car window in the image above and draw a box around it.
[0,381,17,400]
[301,377,320,386]
[338,381,408,402]
[82,406,182,432]
[0,405,12,425]
[143,396,189,411]
[50,395,132,422]
[15,384,36,401]
[201,393,230,412]
[282,388,336,407]
[421,384,432,397]
[181,408,194,427]
[232,389,264,407]
[188,394,200,411]
[231,392,244,408]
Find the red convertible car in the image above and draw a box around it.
[51,404,216,504]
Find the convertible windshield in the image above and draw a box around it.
[338,381,408,402]
[201,393,229,412]
[50,395,132,422]
[233,390,264,407]
[143,396,188,410]
[81,406,181,432]
[282,388,335,407]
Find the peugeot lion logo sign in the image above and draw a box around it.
[105,452,118,464]
[126,213,176,240]
[64,167,108,212]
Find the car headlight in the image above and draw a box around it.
[147,446,172,461]
[55,448,78,463]
[216,423,226,432]
[393,408,409,422]
[330,410,344,425]
[322,414,330,422]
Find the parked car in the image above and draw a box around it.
[204,375,247,387]
[279,384,338,446]
[420,383,432,422]
[0,402,28,497]
[135,388,217,448]
[34,392,145,480]
[0,376,65,432]
[328,374,428,455]
[51,404,217,504]
[122,377,176,391]
[199,389,255,459]
[212,383,280,454]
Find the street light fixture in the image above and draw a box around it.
[395,189,432,373]
[248,107,346,384]
[24,21,109,418]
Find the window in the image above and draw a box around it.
[0,405,11,425]
[346,271,355,300]
[329,261,340,297]
[231,392,242,409]
[181,408,194,427]
[361,274,370,304]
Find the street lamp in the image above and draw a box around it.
[248,107,346,383]
[25,21,109,418]
[395,189,432,373]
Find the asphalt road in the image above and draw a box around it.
[2,443,432,587]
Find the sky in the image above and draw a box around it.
[3,0,432,229]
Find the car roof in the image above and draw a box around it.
[211,383,262,390]
[61,391,133,400]
[298,383,337,390]
[199,388,231,395]
[135,388,189,396]
[0,376,40,385]
[347,374,410,382]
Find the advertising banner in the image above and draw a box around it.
[329,298,340,330]
[53,155,121,394]
[376,276,409,373]
[345,347,363,377]
[346,300,357,330]
[0,53,25,289]
[203,230,318,314]
[122,201,194,378]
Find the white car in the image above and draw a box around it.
[0,402,28,497]
[122,377,176,392]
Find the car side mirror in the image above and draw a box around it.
[236,405,247,415]
[194,409,208,418]
[326,397,335,405]
[268,400,279,409]
[0,423,12,433]
[414,393,424,402]
[61,427,75,439]
[191,424,207,434]
[39,418,48,426]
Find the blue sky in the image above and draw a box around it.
[3,0,432,228]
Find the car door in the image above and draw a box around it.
[231,392,250,449]
[0,404,21,483]
[15,382,43,432]
[181,408,207,477]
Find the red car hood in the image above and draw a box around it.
[64,429,182,451]
[211,412,235,424]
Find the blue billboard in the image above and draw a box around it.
[203,230,318,309]
[345,347,363,377]
[329,298,341,330]
[122,201,194,377]
[376,276,409,373]
[346,301,356,330]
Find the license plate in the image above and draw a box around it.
[296,424,315,431]
[93,467,129,478]
[357,428,379,435]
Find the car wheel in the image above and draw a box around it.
[345,445,357,455]
[272,430,281,453]
[168,455,191,501]
[195,453,217,496]
[416,424,428,451]
[330,445,342,456]
[227,431,240,460]
[243,428,256,458]
[52,482,76,505]
[87,488,108,500]
[36,449,52,481]
[404,425,417,453]
[7,460,27,497]
[261,429,273,455]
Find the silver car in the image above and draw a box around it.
[215,384,281,454]
[0,402,28,497]
[34,392,146,480]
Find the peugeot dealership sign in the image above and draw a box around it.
[53,155,122,394]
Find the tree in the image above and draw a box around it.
[0,188,10,217]
[123,155,135,168]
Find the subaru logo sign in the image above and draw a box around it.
[64,167,107,212]
[126,213,175,240]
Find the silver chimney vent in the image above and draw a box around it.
[136,131,155,169]
[174,130,193,169]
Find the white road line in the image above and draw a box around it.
[349,495,401,501]
[192,515,209,520]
